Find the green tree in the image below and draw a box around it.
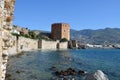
[28,31,37,39]
[11,33,20,37]
[60,38,68,42]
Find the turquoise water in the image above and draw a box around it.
[6,49,120,80]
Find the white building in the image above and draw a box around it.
[12,29,20,34]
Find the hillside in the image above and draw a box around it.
[31,30,51,40]
[70,28,120,44]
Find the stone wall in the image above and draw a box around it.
[58,42,68,49]
[0,38,2,80]
[38,40,68,50]
[7,36,38,55]
[38,40,58,50]
[68,40,78,49]
[0,0,16,79]
[18,37,38,53]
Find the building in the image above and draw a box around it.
[12,25,29,35]
[51,23,70,40]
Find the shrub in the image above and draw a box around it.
[24,34,29,38]
[60,38,68,42]
[28,31,37,39]
[11,33,20,36]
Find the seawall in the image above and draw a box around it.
[7,36,38,55]
[38,40,68,50]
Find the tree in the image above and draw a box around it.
[60,38,68,42]
[28,31,37,39]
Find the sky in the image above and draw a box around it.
[13,0,120,31]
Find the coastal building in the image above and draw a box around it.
[51,23,70,40]
[12,25,29,35]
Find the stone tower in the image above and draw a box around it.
[0,0,16,80]
[51,23,70,40]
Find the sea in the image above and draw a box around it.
[6,49,120,80]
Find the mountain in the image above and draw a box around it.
[31,30,51,40]
[31,30,50,35]
[70,28,120,44]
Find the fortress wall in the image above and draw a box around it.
[7,36,38,55]
[39,40,58,50]
[18,37,38,53]
[59,42,68,49]
[38,40,68,50]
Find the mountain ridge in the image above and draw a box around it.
[70,28,120,44]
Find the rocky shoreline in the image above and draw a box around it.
[49,66,109,80]
[6,65,109,80]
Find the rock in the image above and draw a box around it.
[2,55,8,60]
[50,66,58,71]
[55,68,77,77]
[6,74,11,78]
[67,68,77,75]
[16,70,20,74]
[2,50,8,56]
[78,70,87,75]
[85,70,109,80]
[1,63,7,70]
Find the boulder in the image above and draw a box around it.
[78,70,88,75]
[50,66,58,71]
[85,70,109,80]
